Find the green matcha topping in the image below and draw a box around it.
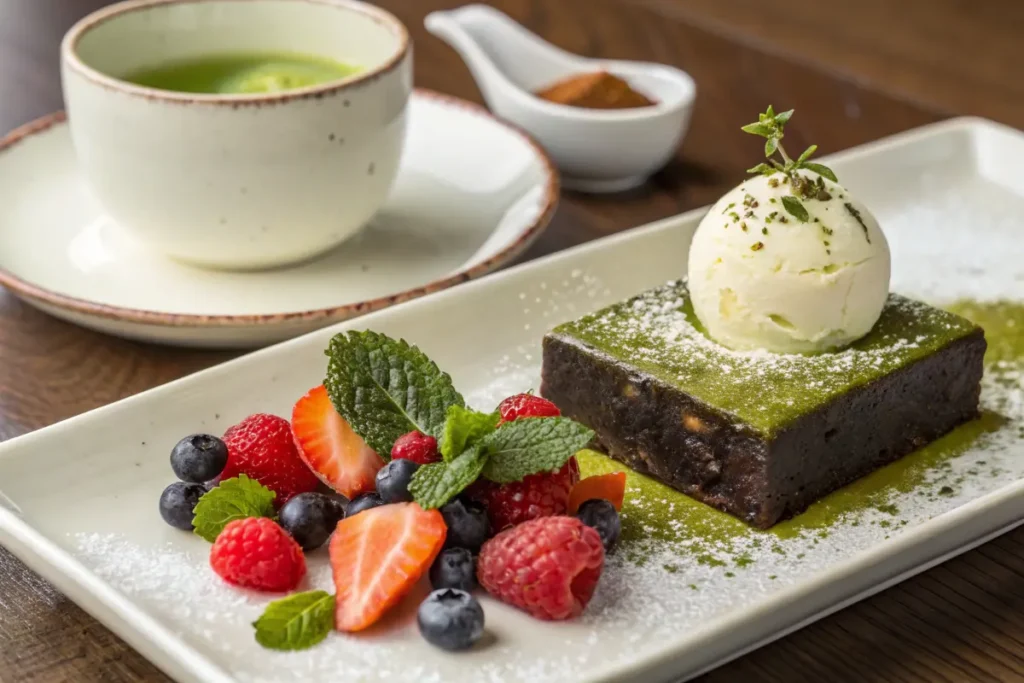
[573,300,1023,569]
[551,281,981,435]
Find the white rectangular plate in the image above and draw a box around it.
[1,116,1023,683]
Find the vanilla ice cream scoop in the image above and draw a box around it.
[687,171,890,354]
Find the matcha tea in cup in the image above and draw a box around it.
[61,0,411,270]
[124,51,361,95]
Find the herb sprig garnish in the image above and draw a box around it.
[741,106,838,223]
[324,331,594,508]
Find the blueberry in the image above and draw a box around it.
[325,492,349,520]
[375,459,419,503]
[429,548,477,591]
[170,434,228,483]
[417,589,485,651]
[346,492,384,517]
[278,492,346,551]
[576,499,621,552]
[159,482,206,530]
[439,497,489,552]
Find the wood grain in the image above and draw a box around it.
[0,1,1022,682]
[628,0,1024,130]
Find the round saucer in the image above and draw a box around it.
[0,90,558,348]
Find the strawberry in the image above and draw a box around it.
[292,385,384,500]
[567,472,627,514]
[330,502,447,632]
[497,393,561,424]
[220,413,321,505]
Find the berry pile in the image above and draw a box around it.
[153,332,629,657]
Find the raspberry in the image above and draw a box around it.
[471,458,580,533]
[220,413,321,505]
[391,431,441,465]
[210,517,306,592]
[497,393,561,424]
[477,516,605,620]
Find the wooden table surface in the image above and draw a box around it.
[1,1,1022,681]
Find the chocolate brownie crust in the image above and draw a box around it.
[541,329,986,528]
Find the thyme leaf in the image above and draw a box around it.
[802,162,838,183]
[781,196,809,223]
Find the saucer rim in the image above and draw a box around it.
[0,88,560,328]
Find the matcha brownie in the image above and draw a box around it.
[540,281,986,528]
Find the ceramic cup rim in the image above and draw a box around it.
[60,0,411,106]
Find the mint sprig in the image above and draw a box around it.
[324,331,465,458]
[192,475,276,542]
[742,106,839,221]
[409,445,489,509]
[409,416,594,508]
[253,590,335,651]
[480,418,595,484]
[323,330,596,510]
[440,406,499,462]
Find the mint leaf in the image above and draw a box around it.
[440,406,499,462]
[764,137,778,157]
[253,590,335,651]
[409,446,488,509]
[325,331,465,459]
[480,417,594,484]
[773,109,794,125]
[801,162,838,183]
[781,195,809,223]
[193,475,276,542]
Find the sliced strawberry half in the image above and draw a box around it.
[330,502,447,632]
[568,471,627,514]
[292,385,383,499]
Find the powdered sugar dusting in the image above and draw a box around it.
[883,175,1024,303]
[556,282,977,433]
[57,167,1024,683]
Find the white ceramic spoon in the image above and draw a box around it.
[425,4,696,193]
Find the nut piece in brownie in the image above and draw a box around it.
[540,281,985,528]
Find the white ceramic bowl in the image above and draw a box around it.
[426,4,696,193]
[61,0,412,270]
